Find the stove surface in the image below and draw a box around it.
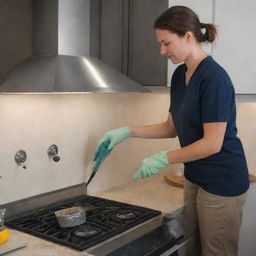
[5,195,161,252]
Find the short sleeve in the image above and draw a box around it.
[200,74,233,123]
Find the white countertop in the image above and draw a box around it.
[95,170,184,215]
[1,229,87,256]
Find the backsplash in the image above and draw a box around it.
[0,93,255,204]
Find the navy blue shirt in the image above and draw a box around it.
[170,56,249,196]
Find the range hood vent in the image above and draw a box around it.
[0,0,149,94]
[0,55,149,93]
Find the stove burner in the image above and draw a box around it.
[116,211,136,220]
[73,226,101,238]
[5,195,161,251]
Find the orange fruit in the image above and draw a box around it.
[0,228,10,244]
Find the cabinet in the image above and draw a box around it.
[90,0,168,86]
[0,0,33,76]
[128,0,168,86]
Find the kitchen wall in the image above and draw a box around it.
[0,93,179,204]
[0,93,255,205]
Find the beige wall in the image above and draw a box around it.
[0,93,255,204]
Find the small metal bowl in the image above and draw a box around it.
[55,207,86,228]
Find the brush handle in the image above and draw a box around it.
[85,171,96,187]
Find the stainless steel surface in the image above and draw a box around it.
[0,0,149,93]
[47,144,60,162]
[0,208,6,231]
[14,150,27,169]
[47,144,58,156]
[59,0,90,57]
[1,184,86,219]
[0,55,149,93]
[159,238,190,256]
[83,215,163,256]
[55,207,86,228]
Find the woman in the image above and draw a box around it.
[93,6,249,256]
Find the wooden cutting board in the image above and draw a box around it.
[164,174,184,188]
[164,173,256,189]
[249,174,256,182]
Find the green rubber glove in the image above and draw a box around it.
[92,141,112,172]
[133,151,169,180]
[94,126,130,157]
[93,126,131,171]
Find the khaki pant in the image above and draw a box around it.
[184,179,247,256]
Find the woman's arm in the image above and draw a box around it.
[167,122,227,163]
[130,113,177,139]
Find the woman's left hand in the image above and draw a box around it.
[133,151,170,179]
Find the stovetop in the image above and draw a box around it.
[5,195,161,252]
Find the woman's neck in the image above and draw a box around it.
[185,47,207,74]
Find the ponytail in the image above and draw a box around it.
[199,23,217,43]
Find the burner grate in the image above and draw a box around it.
[6,195,161,251]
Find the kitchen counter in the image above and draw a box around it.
[1,229,89,256]
[95,170,184,215]
[144,86,256,102]
[4,171,184,255]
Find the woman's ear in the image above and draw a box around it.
[185,31,194,42]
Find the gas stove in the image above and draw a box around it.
[5,194,163,255]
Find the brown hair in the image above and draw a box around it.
[154,6,217,43]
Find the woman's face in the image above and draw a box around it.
[155,28,192,64]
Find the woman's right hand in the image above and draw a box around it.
[93,126,131,167]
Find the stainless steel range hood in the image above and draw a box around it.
[0,0,149,94]
[0,55,149,93]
